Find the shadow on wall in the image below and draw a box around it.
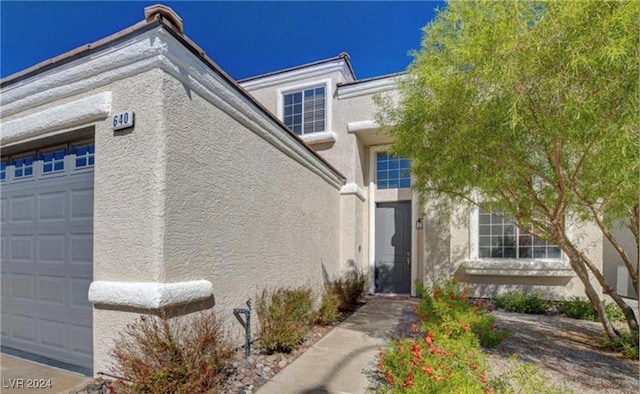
[93,296,216,318]
[453,265,572,299]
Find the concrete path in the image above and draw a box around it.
[0,353,91,394]
[256,296,414,394]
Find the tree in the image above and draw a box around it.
[377,0,639,343]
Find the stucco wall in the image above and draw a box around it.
[159,70,343,331]
[603,224,638,299]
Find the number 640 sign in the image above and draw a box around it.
[111,111,135,131]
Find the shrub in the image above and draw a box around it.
[109,310,233,394]
[256,287,314,352]
[557,297,626,322]
[313,290,341,325]
[415,282,427,299]
[493,291,550,314]
[330,269,366,312]
[557,297,597,321]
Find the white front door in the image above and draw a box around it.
[1,143,94,368]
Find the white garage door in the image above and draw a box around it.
[1,141,94,368]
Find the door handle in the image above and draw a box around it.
[406,252,411,267]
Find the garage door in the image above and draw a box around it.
[1,141,94,368]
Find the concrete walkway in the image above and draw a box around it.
[0,353,91,394]
[256,296,414,394]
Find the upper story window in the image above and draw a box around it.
[376,152,411,189]
[283,86,325,135]
[41,148,66,173]
[478,208,561,259]
[13,154,34,178]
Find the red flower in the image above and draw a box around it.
[433,289,441,299]
[410,323,419,333]
[402,372,415,387]
[461,324,471,332]
[386,372,394,385]
[422,366,434,376]
[424,332,435,348]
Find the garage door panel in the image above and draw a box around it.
[40,319,68,350]
[10,273,35,301]
[38,275,66,305]
[1,235,7,260]
[71,189,93,219]
[1,197,7,223]
[38,234,66,262]
[10,195,36,222]
[70,234,93,263]
[70,277,92,309]
[2,152,93,369]
[10,236,34,261]
[38,191,67,221]
[11,314,36,342]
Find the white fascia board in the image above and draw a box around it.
[337,76,400,99]
[239,60,354,91]
[88,280,214,309]
[0,92,112,145]
[1,27,344,190]
[340,182,366,202]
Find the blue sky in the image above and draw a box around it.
[1,1,445,80]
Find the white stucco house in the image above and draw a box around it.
[1,5,636,375]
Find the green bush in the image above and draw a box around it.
[256,287,314,352]
[330,269,366,312]
[313,290,341,326]
[493,291,550,314]
[109,310,233,394]
[557,297,597,321]
[415,282,427,299]
[557,297,626,322]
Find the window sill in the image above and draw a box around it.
[300,131,337,145]
[463,259,575,277]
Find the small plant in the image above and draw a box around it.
[490,361,574,393]
[256,287,314,352]
[603,331,639,360]
[557,297,626,322]
[415,282,427,299]
[493,291,550,314]
[109,310,233,394]
[313,290,341,325]
[330,269,366,312]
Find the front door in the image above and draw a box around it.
[375,202,411,293]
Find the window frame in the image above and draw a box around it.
[11,152,36,180]
[375,151,411,190]
[39,145,67,175]
[470,206,564,262]
[277,79,332,136]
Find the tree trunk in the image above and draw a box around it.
[566,256,621,340]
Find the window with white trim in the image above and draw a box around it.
[283,86,325,135]
[478,208,561,259]
[73,143,95,168]
[13,154,34,178]
[376,152,411,189]
[0,160,6,181]
[41,148,66,173]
